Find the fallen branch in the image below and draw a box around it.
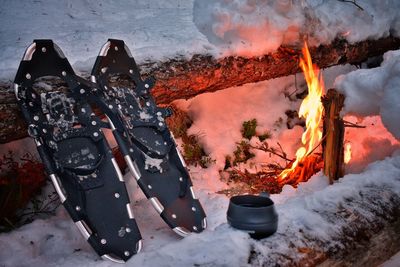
[1,36,400,143]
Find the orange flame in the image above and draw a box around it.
[279,42,324,181]
[344,143,352,164]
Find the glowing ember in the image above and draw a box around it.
[279,42,324,182]
[344,143,352,164]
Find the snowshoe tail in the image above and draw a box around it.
[91,39,207,236]
[14,40,142,262]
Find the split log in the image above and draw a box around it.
[322,89,345,184]
[1,36,400,144]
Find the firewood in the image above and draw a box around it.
[322,89,345,183]
[1,36,400,144]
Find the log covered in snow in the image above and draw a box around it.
[248,159,400,267]
[1,36,400,144]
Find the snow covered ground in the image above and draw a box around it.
[381,251,400,267]
[1,153,400,267]
[1,61,399,266]
[1,0,400,79]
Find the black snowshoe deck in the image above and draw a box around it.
[14,40,142,263]
[91,39,207,236]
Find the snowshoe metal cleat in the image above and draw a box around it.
[14,40,142,263]
[91,39,207,236]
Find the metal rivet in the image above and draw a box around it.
[91,121,97,126]
[129,148,134,153]
[144,84,149,88]
[108,104,113,109]
[179,177,183,182]
[75,206,81,211]
[126,228,131,233]
[114,46,119,51]
[62,71,66,76]
[158,122,163,127]
[172,214,177,219]
[129,105,133,109]
[124,251,130,256]
[101,239,107,244]
[193,226,198,231]
[92,173,97,178]
[101,67,107,73]
[31,93,36,98]
[129,69,133,74]
[41,47,46,52]
[148,185,152,190]
[42,129,47,133]
[146,102,150,106]
[26,73,31,79]
[80,88,85,94]
[81,108,86,113]
[115,193,120,198]
[164,142,167,145]
[33,115,39,121]
[93,132,99,137]
[192,207,196,212]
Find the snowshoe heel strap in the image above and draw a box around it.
[92,39,141,80]
[14,40,75,87]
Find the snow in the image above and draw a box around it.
[381,250,400,267]
[193,0,400,57]
[2,0,400,79]
[0,0,211,79]
[335,49,400,140]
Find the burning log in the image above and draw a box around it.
[1,36,400,144]
[322,89,345,184]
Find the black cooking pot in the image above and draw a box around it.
[227,194,278,239]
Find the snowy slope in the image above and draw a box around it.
[1,0,400,80]
[0,0,211,79]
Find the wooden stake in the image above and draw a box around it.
[322,89,345,184]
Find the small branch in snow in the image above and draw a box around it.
[250,142,293,162]
[337,0,364,11]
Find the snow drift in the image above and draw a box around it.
[335,49,400,140]
[193,0,400,57]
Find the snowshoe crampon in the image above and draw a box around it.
[91,39,207,236]
[14,40,142,263]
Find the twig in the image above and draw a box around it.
[337,0,364,11]
[250,143,293,162]
[343,120,366,128]
[305,133,327,157]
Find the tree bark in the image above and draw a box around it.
[1,36,400,144]
[322,89,345,184]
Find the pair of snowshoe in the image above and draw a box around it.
[14,39,206,263]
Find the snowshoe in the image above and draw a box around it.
[14,40,142,263]
[91,39,207,236]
